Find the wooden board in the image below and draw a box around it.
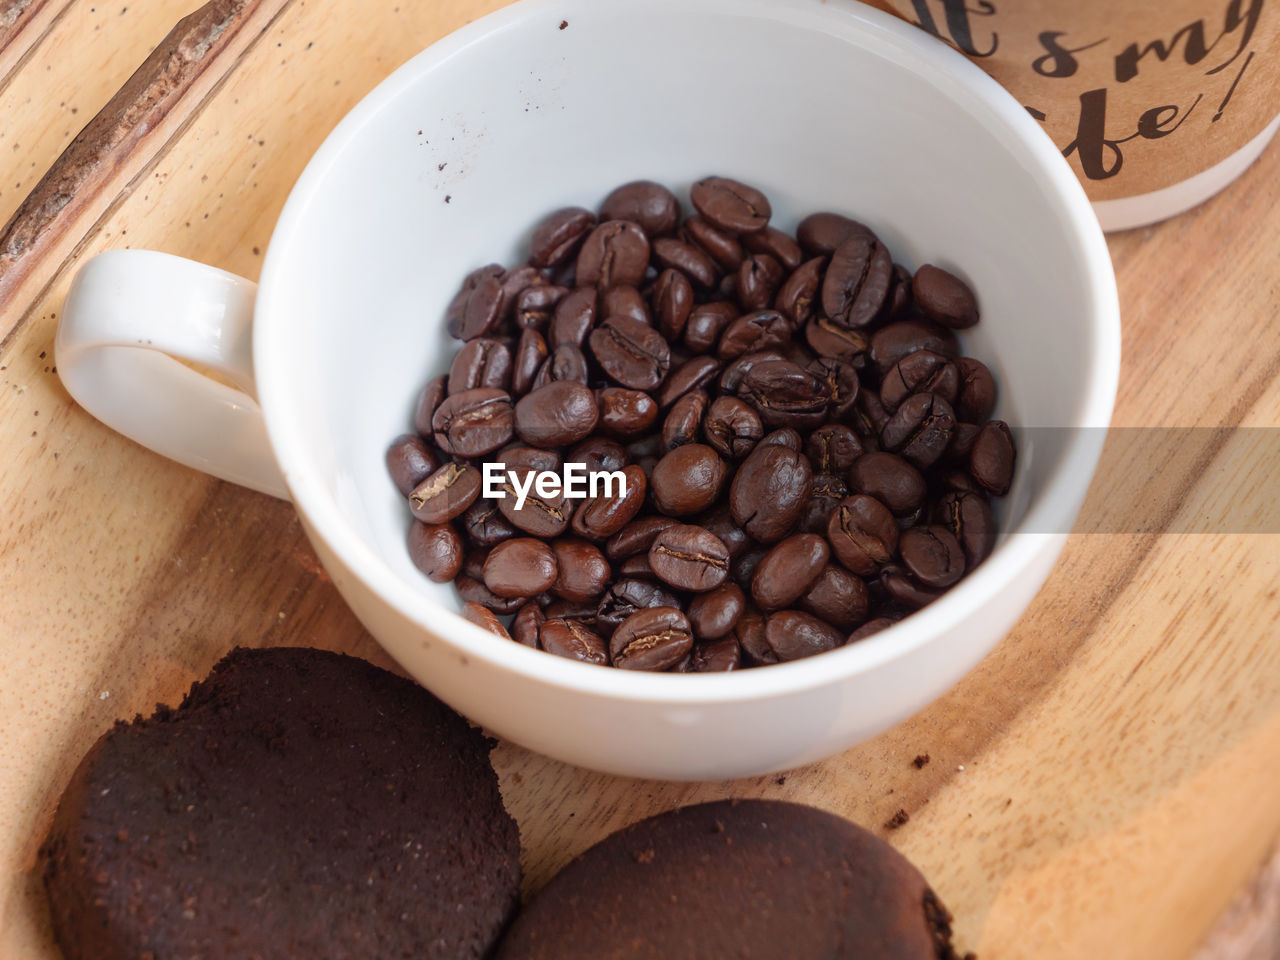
[2,1,1279,956]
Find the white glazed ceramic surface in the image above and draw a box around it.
[57,0,1120,780]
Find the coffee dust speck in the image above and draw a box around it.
[884,809,909,830]
[438,162,447,171]
[445,195,452,203]
[252,246,261,256]
[913,754,930,769]
[559,19,568,29]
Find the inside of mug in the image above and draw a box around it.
[260,0,1101,619]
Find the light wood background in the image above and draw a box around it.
[1,1,1278,957]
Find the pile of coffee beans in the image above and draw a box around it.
[386,178,1017,671]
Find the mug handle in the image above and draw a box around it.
[55,250,290,499]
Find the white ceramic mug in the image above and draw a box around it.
[57,0,1120,780]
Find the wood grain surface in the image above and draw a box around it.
[1,1,1278,957]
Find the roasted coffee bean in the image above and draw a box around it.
[822,233,892,328]
[549,539,611,602]
[649,443,728,517]
[605,515,681,560]
[881,393,956,469]
[539,617,609,665]
[913,263,979,329]
[798,473,850,534]
[626,433,664,466]
[461,498,517,548]
[567,437,627,474]
[899,525,965,589]
[498,266,543,321]
[530,207,596,268]
[387,434,439,496]
[806,424,863,475]
[851,390,890,447]
[511,601,545,647]
[413,375,448,437]
[880,350,959,413]
[533,343,590,389]
[804,316,871,361]
[737,254,786,312]
[847,617,897,643]
[938,490,995,567]
[599,180,681,237]
[618,554,657,580]
[704,395,763,459]
[657,355,720,409]
[683,215,745,271]
[729,442,813,543]
[601,285,652,326]
[718,349,785,394]
[513,381,598,447]
[663,389,708,450]
[955,357,997,423]
[738,359,830,430]
[885,263,912,318]
[764,610,844,662]
[688,635,742,672]
[515,283,568,330]
[690,176,771,233]
[449,338,512,395]
[653,268,695,340]
[544,599,598,624]
[799,565,868,628]
[759,427,803,451]
[827,494,898,575]
[576,220,651,289]
[849,452,926,516]
[549,286,597,349]
[462,547,489,582]
[687,582,746,640]
[652,237,718,291]
[610,607,694,671]
[696,505,749,562]
[512,328,548,396]
[589,316,672,391]
[775,257,825,326]
[596,578,682,636]
[796,212,873,256]
[483,538,558,598]
[970,420,1015,495]
[433,388,514,457]
[880,565,945,610]
[447,264,504,340]
[649,524,730,592]
[944,422,982,464]
[455,574,525,615]
[870,318,959,377]
[743,227,803,272]
[683,302,738,353]
[407,521,463,583]
[409,462,482,524]
[461,601,514,641]
[495,447,572,538]
[717,309,792,361]
[937,466,984,496]
[597,387,659,438]
[752,534,830,611]
[733,608,775,665]
[571,464,647,539]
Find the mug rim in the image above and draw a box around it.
[255,0,1120,704]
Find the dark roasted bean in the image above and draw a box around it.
[663,389,707,450]
[913,263,979,329]
[880,565,945,610]
[409,462,482,524]
[652,237,718,290]
[690,176,771,232]
[571,464,647,539]
[461,601,514,641]
[805,424,863,475]
[413,375,448,437]
[596,387,659,438]
[881,393,956,469]
[649,443,728,517]
[462,547,489,582]
[530,207,596,268]
[804,315,871,362]
[387,434,439,496]
[483,537,558,598]
[601,285,652,326]
[567,437,628,475]
[576,220,651,289]
[796,212,873,256]
[687,582,746,640]
[938,490,996,568]
[515,283,568,330]
[544,599,598,625]
[752,534,830,611]
[599,181,681,237]
[798,473,850,534]
[432,388,514,457]
[683,215,745,271]
[733,607,774,665]
[729,442,813,543]
[512,328,548,396]
[899,524,966,589]
[682,302,736,353]
[737,254,786,312]
[449,338,512,395]
[821,233,892,328]
[511,601,545,647]
[870,318,959,377]
[743,226,803,271]
[738,359,830,430]
[539,617,609,664]
[649,524,730,592]
[717,309,792,361]
[407,521,463,583]
[550,539,612,602]
[880,350,959,413]
[956,357,997,423]
[589,316,671,391]
[970,420,1015,495]
[653,268,695,340]
[610,607,693,671]
[514,381,598,447]
[799,565,868,628]
[849,451,926,516]
[704,395,763,459]
[847,617,898,643]
[619,554,657,580]
[533,343,590,389]
[657,355,721,409]
[718,349,786,394]
[498,266,542,323]
[688,635,742,672]
[455,574,525,615]
[759,427,803,451]
[775,257,825,326]
[447,264,504,340]
[605,515,681,560]
[596,578,682,636]
[764,610,844,661]
[827,494,899,575]
[461,498,517,548]
[945,422,982,464]
[495,447,572,538]
[549,286,597,349]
